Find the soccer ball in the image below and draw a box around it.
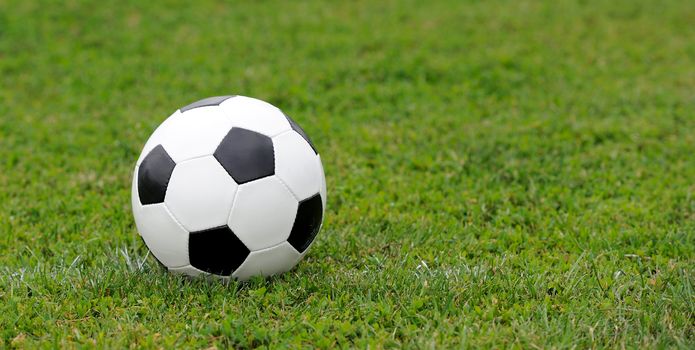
[131,95,326,280]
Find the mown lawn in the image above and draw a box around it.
[1,0,693,348]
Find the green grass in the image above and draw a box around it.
[1,0,694,348]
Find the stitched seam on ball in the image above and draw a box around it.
[175,153,215,166]
[275,174,300,202]
[268,144,304,237]
[162,204,190,268]
[226,185,242,230]
[272,129,295,139]
[256,240,292,253]
[274,176,301,247]
[268,110,293,138]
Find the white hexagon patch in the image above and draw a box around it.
[165,156,238,232]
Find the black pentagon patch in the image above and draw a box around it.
[189,226,250,276]
[214,127,274,184]
[180,95,235,113]
[284,114,317,154]
[138,145,176,205]
[288,194,323,253]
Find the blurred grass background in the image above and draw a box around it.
[0,0,693,348]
